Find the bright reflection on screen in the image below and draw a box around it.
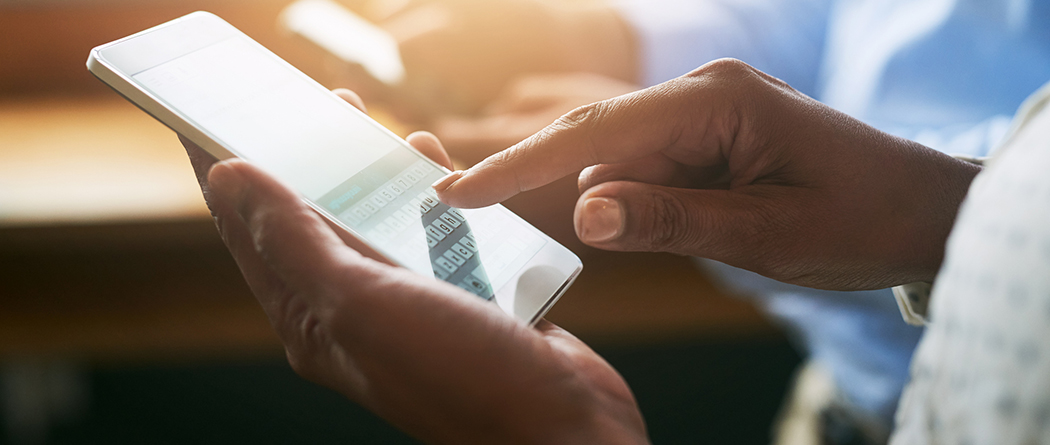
[133,36,398,200]
[127,35,546,298]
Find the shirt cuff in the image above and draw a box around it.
[892,282,932,326]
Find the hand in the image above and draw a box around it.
[427,73,640,254]
[343,0,637,118]
[179,89,647,445]
[435,59,983,291]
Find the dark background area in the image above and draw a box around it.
[1,340,800,444]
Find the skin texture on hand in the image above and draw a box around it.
[343,0,638,118]
[179,89,648,445]
[430,73,642,255]
[435,59,983,291]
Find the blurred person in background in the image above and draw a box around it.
[328,0,1050,443]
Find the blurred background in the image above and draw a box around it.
[0,0,800,443]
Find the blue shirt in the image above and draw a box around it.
[616,0,1050,156]
[613,0,1050,425]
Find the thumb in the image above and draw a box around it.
[574,181,783,263]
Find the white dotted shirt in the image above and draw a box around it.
[891,81,1050,444]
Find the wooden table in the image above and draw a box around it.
[0,95,775,363]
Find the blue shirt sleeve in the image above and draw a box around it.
[611,0,834,96]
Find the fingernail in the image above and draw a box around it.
[578,197,623,243]
[207,161,248,210]
[432,170,464,193]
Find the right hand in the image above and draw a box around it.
[429,72,641,255]
[345,0,637,118]
[435,59,983,291]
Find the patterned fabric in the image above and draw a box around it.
[891,82,1050,443]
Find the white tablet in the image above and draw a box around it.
[87,12,582,325]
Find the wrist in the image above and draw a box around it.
[888,145,984,284]
[889,153,984,325]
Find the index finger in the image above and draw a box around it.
[432,80,717,209]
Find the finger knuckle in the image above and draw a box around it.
[680,58,770,100]
[249,207,310,256]
[690,58,756,81]
[276,291,336,380]
[270,276,337,348]
[551,102,610,165]
[643,191,693,250]
[553,101,606,132]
